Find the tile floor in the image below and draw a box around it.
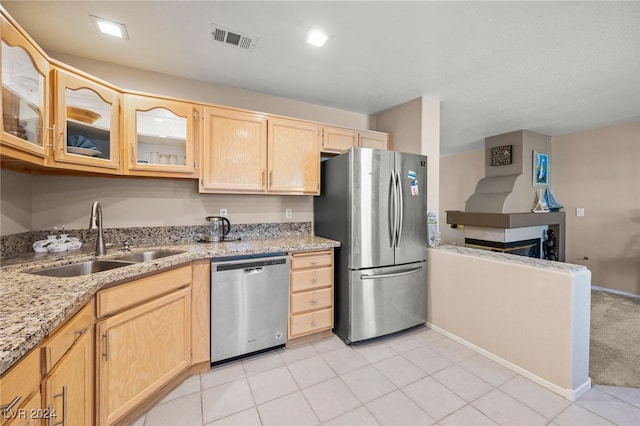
[133,326,640,425]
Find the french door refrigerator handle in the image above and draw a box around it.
[360,266,423,280]
[395,170,404,247]
[389,171,397,248]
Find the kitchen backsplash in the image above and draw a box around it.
[0,222,312,259]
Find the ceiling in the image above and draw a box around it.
[3,1,639,155]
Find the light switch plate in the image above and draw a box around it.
[285,209,292,219]
[220,209,227,217]
[576,208,584,217]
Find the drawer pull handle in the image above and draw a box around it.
[49,385,67,426]
[310,321,317,326]
[103,331,110,361]
[74,327,88,336]
[310,278,317,283]
[311,261,318,265]
[1,396,21,415]
[310,300,318,305]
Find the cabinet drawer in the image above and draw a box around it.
[290,308,332,337]
[0,349,39,426]
[291,267,332,292]
[290,251,332,270]
[42,301,94,373]
[291,288,332,314]
[97,265,191,317]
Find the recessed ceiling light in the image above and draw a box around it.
[90,15,129,40]
[306,28,330,47]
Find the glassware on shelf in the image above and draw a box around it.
[2,41,46,146]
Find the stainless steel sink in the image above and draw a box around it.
[112,250,186,263]
[29,260,135,277]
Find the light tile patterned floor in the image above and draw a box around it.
[133,326,640,425]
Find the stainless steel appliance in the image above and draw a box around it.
[314,147,428,343]
[205,216,231,242]
[210,254,289,363]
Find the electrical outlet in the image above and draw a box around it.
[220,208,227,217]
[576,208,584,217]
[285,208,292,219]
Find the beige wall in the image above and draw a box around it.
[439,120,640,295]
[439,150,484,245]
[29,174,313,231]
[376,97,441,216]
[0,169,313,233]
[50,52,374,131]
[553,120,640,295]
[0,169,33,235]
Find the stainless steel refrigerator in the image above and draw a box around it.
[314,147,428,343]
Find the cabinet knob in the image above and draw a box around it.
[310,278,317,283]
[310,321,317,327]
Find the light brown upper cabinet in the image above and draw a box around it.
[0,13,50,165]
[200,106,268,193]
[51,68,121,173]
[268,117,320,195]
[123,94,199,178]
[321,126,357,154]
[359,131,392,150]
[1,7,392,183]
[200,109,320,195]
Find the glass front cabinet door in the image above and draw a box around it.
[0,14,50,163]
[53,68,121,173]
[123,94,198,178]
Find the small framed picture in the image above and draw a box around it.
[491,144,512,166]
[533,151,550,187]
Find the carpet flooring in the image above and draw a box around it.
[590,290,640,388]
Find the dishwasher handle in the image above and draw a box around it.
[244,267,264,274]
[213,256,288,272]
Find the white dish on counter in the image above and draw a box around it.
[66,241,82,250]
[47,243,68,253]
[33,241,49,253]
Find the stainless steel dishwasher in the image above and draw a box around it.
[210,254,289,363]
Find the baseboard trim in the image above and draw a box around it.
[427,322,591,401]
[592,285,640,299]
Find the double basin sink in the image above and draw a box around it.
[29,250,186,278]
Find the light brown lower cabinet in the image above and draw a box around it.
[95,284,191,425]
[288,249,334,343]
[42,330,93,426]
[0,349,40,426]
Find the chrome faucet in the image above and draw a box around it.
[89,201,107,256]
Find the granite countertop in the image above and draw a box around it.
[429,244,587,273]
[0,235,340,375]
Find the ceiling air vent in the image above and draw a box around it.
[210,23,257,51]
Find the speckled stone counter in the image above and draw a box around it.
[0,235,340,375]
[431,244,586,272]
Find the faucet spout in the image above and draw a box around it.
[89,201,107,256]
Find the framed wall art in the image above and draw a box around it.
[491,144,513,166]
[533,151,550,187]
